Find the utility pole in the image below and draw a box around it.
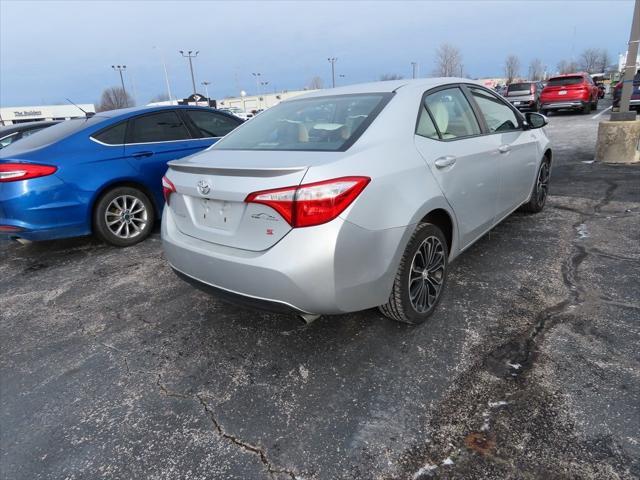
[111,65,127,94]
[179,50,199,94]
[201,81,211,105]
[614,0,640,120]
[328,57,337,88]
[252,73,262,109]
[411,62,417,79]
[153,46,173,102]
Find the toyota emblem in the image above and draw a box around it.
[197,179,211,196]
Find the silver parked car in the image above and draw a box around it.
[504,81,545,112]
[161,78,551,324]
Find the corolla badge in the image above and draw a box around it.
[196,179,211,196]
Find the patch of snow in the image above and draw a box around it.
[581,160,595,164]
[413,464,437,479]
[299,365,309,381]
[507,362,521,370]
[576,223,589,239]
[442,457,454,466]
[488,400,509,408]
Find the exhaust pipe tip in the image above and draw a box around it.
[299,313,321,324]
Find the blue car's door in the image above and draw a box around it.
[124,110,212,206]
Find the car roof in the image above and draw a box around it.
[95,104,218,120]
[0,120,61,135]
[549,72,589,78]
[291,77,479,100]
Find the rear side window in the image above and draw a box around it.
[416,105,439,139]
[128,111,191,143]
[469,88,520,133]
[186,110,241,138]
[93,121,127,145]
[547,76,583,87]
[424,88,481,139]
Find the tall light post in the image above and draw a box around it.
[201,81,211,104]
[179,50,199,94]
[153,46,173,102]
[411,62,418,79]
[252,72,262,109]
[111,65,127,94]
[328,57,337,88]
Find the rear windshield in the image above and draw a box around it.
[1,116,106,153]
[507,83,532,92]
[547,76,583,87]
[212,93,392,152]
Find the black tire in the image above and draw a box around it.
[521,158,550,213]
[531,101,540,112]
[93,186,155,247]
[540,109,548,116]
[582,101,592,114]
[592,98,598,110]
[379,223,448,324]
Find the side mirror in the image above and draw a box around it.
[525,112,548,129]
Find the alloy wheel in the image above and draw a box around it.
[536,162,550,206]
[104,194,148,239]
[408,236,446,313]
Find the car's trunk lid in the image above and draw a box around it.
[166,150,312,251]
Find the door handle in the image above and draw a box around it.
[434,156,457,168]
[131,151,154,158]
[498,145,511,154]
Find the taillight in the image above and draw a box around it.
[162,176,176,204]
[0,163,57,182]
[245,176,370,228]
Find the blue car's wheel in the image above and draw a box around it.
[94,186,155,247]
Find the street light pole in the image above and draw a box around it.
[153,46,173,102]
[411,62,417,79]
[179,50,199,94]
[328,57,337,88]
[252,73,262,109]
[111,65,127,94]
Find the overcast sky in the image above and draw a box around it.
[0,0,634,107]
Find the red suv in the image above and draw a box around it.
[540,73,600,115]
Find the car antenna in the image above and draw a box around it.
[65,98,95,118]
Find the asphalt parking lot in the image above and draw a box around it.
[1,99,638,480]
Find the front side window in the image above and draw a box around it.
[93,121,127,145]
[424,88,481,139]
[186,110,241,138]
[213,93,391,151]
[470,88,520,133]
[129,111,191,143]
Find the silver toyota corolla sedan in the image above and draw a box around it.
[161,78,551,324]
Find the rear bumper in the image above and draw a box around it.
[162,206,408,314]
[0,176,91,241]
[540,100,587,111]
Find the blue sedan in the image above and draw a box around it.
[0,105,242,246]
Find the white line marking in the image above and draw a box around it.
[592,106,612,119]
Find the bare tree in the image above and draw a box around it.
[579,48,600,73]
[150,92,170,103]
[528,58,545,81]
[597,49,612,73]
[307,76,324,90]
[97,87,134,112]
[379,73,404,81]
[504,55,520,84]
[433,43,463,77]
[557,60,579,74]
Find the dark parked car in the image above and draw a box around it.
[504,81,545,111]
[613,71,640,111]
[0,120,60,149]
[540,73,599,114]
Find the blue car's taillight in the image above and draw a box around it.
[0,163,57,182]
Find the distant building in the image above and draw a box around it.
[216,89,316,112]
[0,104,95,126]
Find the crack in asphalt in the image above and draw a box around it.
[156,376,299,480]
